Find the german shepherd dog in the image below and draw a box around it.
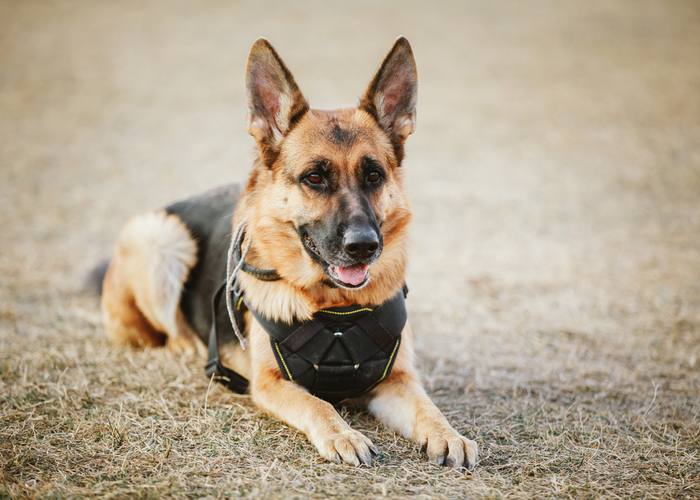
[100,37,477,469]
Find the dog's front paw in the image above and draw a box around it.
[419,428,478,471]
[315,429,379,466]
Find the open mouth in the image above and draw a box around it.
[329,263,370,287]
[302,234,371,289]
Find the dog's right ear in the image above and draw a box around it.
[245,38,309,166]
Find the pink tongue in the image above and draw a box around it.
[335,264,369,286]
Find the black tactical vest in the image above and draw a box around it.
[206,282,407,405]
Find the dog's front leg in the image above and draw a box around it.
[247,321,378,466]
[365,324,478,470]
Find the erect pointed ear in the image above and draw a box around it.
[360,37,418,143]
[245,38,309,166]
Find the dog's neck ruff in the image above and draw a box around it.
[207,224,408,404]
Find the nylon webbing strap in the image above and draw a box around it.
[279,318,326,352]
[354,314,394,351]
[205,283,249,393]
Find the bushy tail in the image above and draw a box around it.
[84,259,110,296]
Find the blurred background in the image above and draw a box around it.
[1,0,699,383]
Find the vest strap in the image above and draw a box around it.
[205,283,249,394]
[279,318,326,352]
[354,314,394,352]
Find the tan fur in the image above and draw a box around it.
[101,37,477,469]
[362,325,478,467]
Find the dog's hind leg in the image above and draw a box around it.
[101,210,204,355]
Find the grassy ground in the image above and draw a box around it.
[2,1,699,498]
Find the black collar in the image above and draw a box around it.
[231,224,281,281]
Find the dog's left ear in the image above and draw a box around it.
[245,38,309,166]
[360,37,418,144]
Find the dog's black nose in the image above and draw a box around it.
[343,228,379,260]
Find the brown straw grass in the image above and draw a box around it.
[2,289,698,499]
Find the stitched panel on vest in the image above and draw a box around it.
[355,315,394,351]
[315,365,355,392]
[338,326,382,364]
[313,390,353,405]
[321,339,352,364]
[353,359,387,390]
[295,330,336,365]
[374,294,407,336]
[291,361,316,388]
[280,352,315,383]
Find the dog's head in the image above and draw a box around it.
[243,38,416,294]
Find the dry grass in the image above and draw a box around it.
[1,291,698,499]
[2,0,700,498]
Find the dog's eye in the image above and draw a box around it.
[367,171,381,183]
[307,173,323,184]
